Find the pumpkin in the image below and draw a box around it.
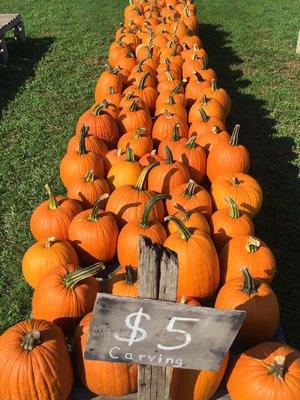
[73,312,137,396]
[210,172,263,217]
[209,197,254,250]
[103,148,125,174]
[164,216,219,301]
[180,34,202,50]
[207,124,250,182]
[156,58,182,78]
[30,184,82,241]
[179,295,201,307]
[118,127,153,159]
[127,64,156,87]
[167,203,210,236]
[106,163,165,227]
[76,105,119,149]
[180,43,207,62]
[119,91,149,113]
[157,64,182,83]
[155,95,187,120]
[95,64,124,100]
[68,195,118,265]
[95,86,122,107]
[123,73,158,115]
[189,95,225,123]
[93,98,120,120]
[107,146,142,190]
[117,194,168,268]
[112,265,138,297]
[67,131,107,158]
[227,342,300,400]
[166,179,212,219]
[215,268,279,346]
[157,71,182,93]
[148,146,190,194]
[67,169,110,209]
[152,110,188,147]
[182,55,206,80]
[156,80,187,107]
[203,79,231,117]
[139,149,163,167]
[118,99,152,134]
[22,236,79,289]
[219,235,276,284]
[0,319,73,400]
[190,63,217,83]
[108,40,132,67]
[32,262,104,337]
[170,352,229,400]
[157,123,188,158]
[185,71,211,107]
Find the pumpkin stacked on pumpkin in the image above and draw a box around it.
[1,1,298,400]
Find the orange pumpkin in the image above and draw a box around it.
[203,79,231,117]
[157,123,188,158]
[123,73,158,115]
[139,149,163,167]
[94,64,124,100]
[112,266,138,297]
[182,55,206,80]
[117,127,153,159]
[103,148,125,174]
[155,95,187,120]
[167,203,210,236]
[189,95,225,123]
[95,86,122,107]
[118,99,152,134]
[152,110,188,147]
[185,72,211,107]
[67,131,107,158]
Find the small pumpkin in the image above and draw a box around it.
[155,95,187,120]
[167,203,210,236]
[95,86,122,107]
[156,80,187,108]
[118,99,153,134]
[117,127,153,159]
[152,110,188,147]
[103,148,125,174]
[95,64,124,100]
[189,95,225,124]
[182,55,206,80]
[185,71,211,107]
[203,79,231,117]
[112,265,138,297]
[157,123,188,158]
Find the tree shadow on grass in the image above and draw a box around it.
[199,24,300,347]
[0,37,54,117]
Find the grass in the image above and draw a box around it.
[0,0,299,346]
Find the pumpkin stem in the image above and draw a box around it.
[109,86,116,95]
[268,355,286,379]
[211,79,218,91]
[199,108,209,122]
[165,145,174,164]
[241,267,258,295]
[125,145,135,162]
[78,125,88,155]
[105,63,120,75]
[193,71,204,82]
[229,124,240,146]
[135,162,158,191]
[129,100,140,112]
[174,203,190,221]
[232,176,240,186]
[85,169,95,182]
[133,127,147,139]
[172,80,186,94]
[125,265,137,285]
[88,194,109,221]
[146,46,153,59]
[165,71,173,82]
[150,149,157,155]
[164,215,191,241]
[201,95,208,105]
[167,95,176,105]
[138,72,150,90]
[171,123,181,141]
[183,179,197,198]
[45,184,58,210]
[45,236,57,248]
[21,330,41,351]
[63,262,105,289]
[180,295,187,304]
[212,126,221,134]
[245,236,261,253]
[140,193,169,229]
[225,197,240,219]
[186,136,197,149]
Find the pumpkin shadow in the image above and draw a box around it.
[198,23,300,347]
[0,37,54,117]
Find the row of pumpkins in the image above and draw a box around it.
[1,0,299,399]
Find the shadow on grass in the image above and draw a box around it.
[199,24,300,347]
[0,37,54,117]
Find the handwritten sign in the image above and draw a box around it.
[84,293,245,371]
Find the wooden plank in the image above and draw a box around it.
[158,248,178,302]
[138,236,161,299]
[0,14,20,37]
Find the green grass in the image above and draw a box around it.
[0,0,299,347]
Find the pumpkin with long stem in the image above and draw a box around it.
[180,43,207,62]
[157,71,182,93]
[166,179,212,219]
[209,197,254,250]
[156,80,187,108]
[30,184,82,241]
[167,203,210,235]
[95,64,124,99]
[94,98,120,120]
[106,164,166,227]
[117,127,153,159]
[139,149,163,167]
[182,55,207,80]
[32,262,105,337]
[60,125,105,188]
[157,123,188,158]
[180,38,204,55]
[119,91,149,113]
[68,194,118,265]
[189,94,225,123]
[152,110,188,146]
[0,319,73,400]
[22,236,79,289]
[203,79,231,116]
[207,124,250,182]
[127,65,156,88]
[185,70,211,107]
[215,268,279,346]
[73,312,138,396]
[157,59,182,82]
[67,130,108,158]
[108,40,132,67]
[148,145,190,194]
[164,215,219,301]
[219,235,276,284]
[112,266,138,297]
[118,99,153,134]
[117,194,168,268]
[227,342,300,400]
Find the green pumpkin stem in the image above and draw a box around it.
[174,203,190,221]
[167,95,176,105]
[241,267,258,295]
[133,127,147,139]
[212,126,221,134]
[129,100,140,112]
[201,94,209,105]
[85,170,95,182]
[268,356,286,379]
[63,262,105,289]
[45,236,57,248]
[109,86,116,95]
[171,123,181,141]
[45,184,58,210]
[135,162,158,191]
[140,193,169,228]
[229,124,240,146]
[186,136,197,149]
[146,46,153,59]
[105,63,120,74]
[183,179,197,198]
[125,266,137,285]
[172,80,186,94]
[78,124,89,154]
[245,236,261,253]
[165,71,173,81]
[138,72,150,90]
[21,330,41,351]
[89,194,109,221]
[164,215,191,241]
[125,145,135,162]
[225,197,240,219]
[165,145,174,164]
[199,108,209,122]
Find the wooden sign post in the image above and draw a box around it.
[84,237,246,400]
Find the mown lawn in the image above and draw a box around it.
[0,0,299,346]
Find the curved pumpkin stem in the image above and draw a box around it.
[186,136,197,149]
[129,100,140,112]
[124,266,137,285]
[63,262,105,289]
[211,79,218,91]
[133,127,147,139]
[198,108,209,122]
[171,123,181,141]
[165,71,173,82]
[88,194,109,221]
[245,236,261,253]
[138,72,150,90]
[21,330,41,351]
[212,126,222,134]
[183,179,197,198]
[241,267,258,295]
[167,95,176,105]
[78,125,88,155]
[268,355,286,379]
[45,184,58,210]
[225,197,240,219]
[45,236,57,248]
[92,102,107,116]
[229,124,240,146]
[164,215,191,241]
[135,162,159,191]
[85,170,95,182]
[125,145,135,162]
[192,70,204,83]
[201,94,209,105]
[172,80,186,95]
[140,193,169,229]
[164,145,175,165]
[174,203,190,221]
[109,86,116,95]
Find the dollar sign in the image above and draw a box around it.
[114,307,150,346]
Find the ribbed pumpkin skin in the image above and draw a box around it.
[210,173,263,217]
[139,151,163,167]
[107,159,142,190]
[32,264,99,337]
[176,143,207,183]
[219,235,276,284]
[117,130,153,159]
[157,136,188,159]
[117,220,168,268]
[215,276,279,346]
[227,342,300,400]
[103,148,125,174]
[152,113,188,146]
[194,127,230,153]
[106,186,165,227]
[68,209,118,265]
[164,231,220,301]
[188,116,226,140]
[118,107,152,134]
[67,134,108,157]
[22,238,79,289]
[203,85,231,117]
[170,352,229,400]
[189,98,225,123]
[30,196,82,241]
[147,161,190,194]
[67,175,110,209]
[0,319,73,400]
[168,211,210,236]
[95,70,123,99]
[73,312,138,396]
[112,276,138,297]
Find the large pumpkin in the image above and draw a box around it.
[0,319,73,400]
